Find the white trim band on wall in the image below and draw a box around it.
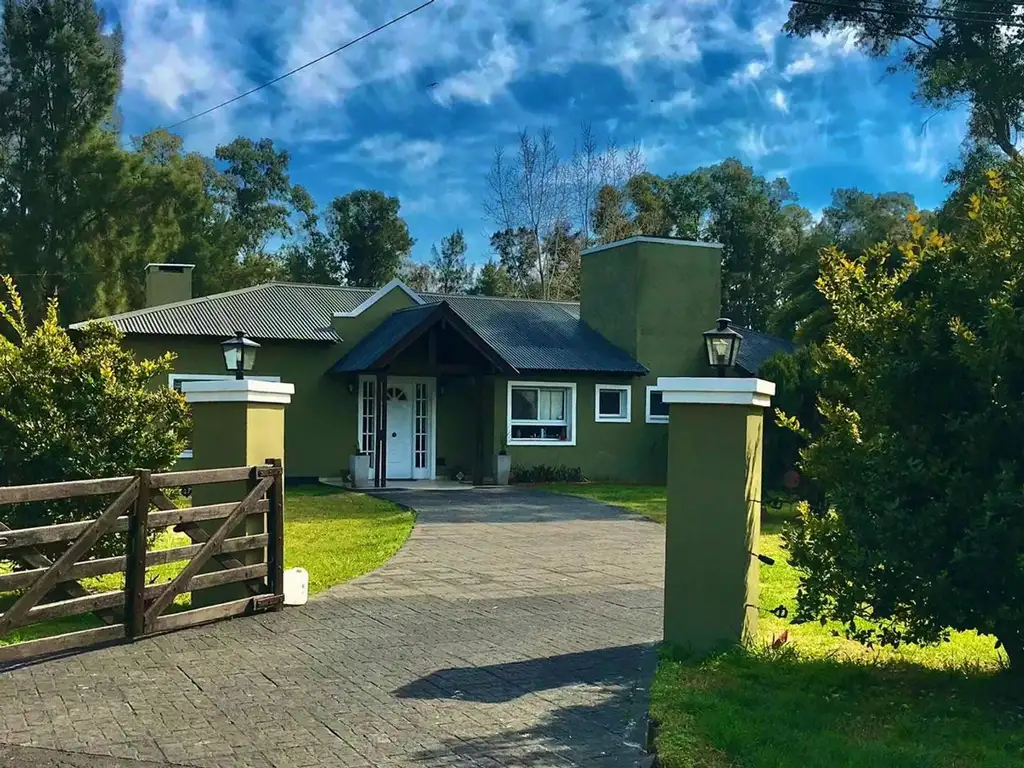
[181,379,296,405]
[655,377,775,408]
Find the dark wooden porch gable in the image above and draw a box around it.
[361,301,514,489]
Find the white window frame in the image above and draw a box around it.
[506,381,577,446]
[645,385,670,424]
[168,373,280,458]
[594,384,632,423]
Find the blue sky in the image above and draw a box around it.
[102,0,968,265]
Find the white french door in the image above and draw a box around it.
[357,375,435,480]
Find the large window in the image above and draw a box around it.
[645,385,669,423]
[168,374,280,458]
[507,382,576,445]
[595,384,631,423]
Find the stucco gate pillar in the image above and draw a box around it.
[656,377,775,655]
[180,378,295,607]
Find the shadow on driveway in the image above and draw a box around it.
[395,643,656,703]
[396,644,656,766]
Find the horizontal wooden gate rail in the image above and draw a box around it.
[0,459,284,665]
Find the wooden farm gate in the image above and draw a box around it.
[0,460,284,664]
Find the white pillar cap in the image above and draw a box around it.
[181,379,295,405]
[655,377,775,408]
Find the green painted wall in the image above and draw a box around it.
[434,376,478,478]
[489,373,665,484]
[663,402,763,654]
[331,285,417,344]
[129,336,354,480]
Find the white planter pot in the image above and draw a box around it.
[494,453,511,485]
[349,454,371,489]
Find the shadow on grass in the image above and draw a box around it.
[650,644,1024,768]
[395,644,656,766]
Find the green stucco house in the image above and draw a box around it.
[72,237,790,486]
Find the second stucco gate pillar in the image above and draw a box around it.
[181,378,295,607]
[656,377,775,655]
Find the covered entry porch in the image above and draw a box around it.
[331,301,515,488]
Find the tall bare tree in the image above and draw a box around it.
[485,125,644,298]
[485,128,568,299]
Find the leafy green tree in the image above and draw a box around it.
[784,168,1024,667]
[760,346,823,496]
[129,129,236,303]
[774,189,923,343]
[430,229,472,294]
[938,143,1009,233]
[666,159,809,330]
[470,259,511,296]
[327,190,414,288]
[281,186,338,284]
[399,259,435,292]
[784,0,1024,161]
[0,0,129,323]
[0,277,190,554]
[543,220,584,301]
[213,137,303,260]
[489,227,540,298]
[591,185,635,244]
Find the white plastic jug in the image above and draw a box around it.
[283,567,309,606]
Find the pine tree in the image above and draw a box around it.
[430,229,472,294]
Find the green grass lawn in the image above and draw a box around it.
[282,485,413,595]
[548,483,1022,768]
[1,485,412,647]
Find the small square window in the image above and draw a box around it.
[646,386,669,423]
[595,385,631,423]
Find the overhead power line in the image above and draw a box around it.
[790,0,1024,27]
[161,0,437,132]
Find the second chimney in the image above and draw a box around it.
[145,263,195,307]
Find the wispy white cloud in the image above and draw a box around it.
[783,27,861,78]
[784,53,819,77]
[738,124,772,161]
[770,88,789,113]
[431,35,519,106]
[652,89,698,116]
[342,133,444,173]
[729,59,768,88]
[611,0,703,74]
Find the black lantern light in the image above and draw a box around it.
[702,317,743,377]
[221,331,260,380]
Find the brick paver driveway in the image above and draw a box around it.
[0,488,665,767]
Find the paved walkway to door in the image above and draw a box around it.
[0,488,665,768]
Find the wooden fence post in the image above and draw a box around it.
[265,458,284,609]
[125,469,150,639]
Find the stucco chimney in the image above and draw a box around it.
[145,263,195,307]
[580,236,723,377]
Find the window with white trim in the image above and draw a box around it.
[168,374,280,458]
[645,386,669,423]
[507,382,576,445]
[595,384,631,423]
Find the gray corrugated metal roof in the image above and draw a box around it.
[438,295,644,374]
[331,296,645,375]
[731,324,796,375]
[70,283,375,341]
[73,281,644,374]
